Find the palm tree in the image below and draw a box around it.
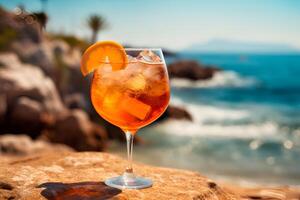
[87,15,106,43]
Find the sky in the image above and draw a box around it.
[1,0,300,50]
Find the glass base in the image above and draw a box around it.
[105,173,152,189]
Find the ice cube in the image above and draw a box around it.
[142,64,165,81]
[102,90,122,110]
[137,50,161,63]
[120,94,151,120]
[126,73,146,91]
[94,69,127,97]
[127,55,138,63]
[124,62,146,75]
[147,80,168,96]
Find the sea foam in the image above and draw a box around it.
[170,71,257,88]
[157,120,279,139]
[160,96,281,139]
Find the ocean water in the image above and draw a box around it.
[109,53,300,186]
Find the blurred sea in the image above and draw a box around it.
[110,53,300,186]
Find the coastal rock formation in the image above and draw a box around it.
[0,53,65,135]
[1,152,299,200]
[168,60,220,80]
[43,109,108,151]
[11,39,83,79]
[0,53,108,151]
[0,53,65,115]
[0,6,42,44]
[0,134,73,156]
[158,105,193,122]
[11,41,55,76]
[0,152,237,200]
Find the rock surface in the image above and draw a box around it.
[168,60,220,80]
[0,7,42,44]
[0,53,65,115]
[0,152,236,200]
[0,53,65,136]
[0,134,73,156]
[0,152,299,200]
[0,53,108,151]
[159,105,193,122]
[43,109,108,151]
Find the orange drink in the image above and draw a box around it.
[91,59,170,133]
[81,41,170,189]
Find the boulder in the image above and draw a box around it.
[11,39,83,83]
[0,53,65,114]
[11,41,55,76]
[0,53,21,68]
[64,93,89,111]
[0,53,110,149]
[44,109,107,151]
[9,97,43,137]
[0,53,65,136]
[158,105,193,122]
[168,60,220,80]
[10,97,42,122]
[0,134,73,156]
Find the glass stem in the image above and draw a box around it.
[125,131,134,176]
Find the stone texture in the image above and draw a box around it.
[64,93,89,111]
[9,97,44,136]
[0,53,108,150]
[158,105,193,122]
[0,152,298,200]
[0,95,6,124]
[0,7,42,44]
[0,53,65,114]
[0,53,66,136]
[225,185,300,200]
[44,109,108,151]
[0,134,73,156]
[168,60,220,80]
[0,152,237,200]
[11,41,55,76]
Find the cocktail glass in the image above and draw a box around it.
[90,48,170,189]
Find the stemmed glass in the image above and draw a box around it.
[90,48,170,189]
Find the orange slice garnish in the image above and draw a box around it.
[81,41,128,76]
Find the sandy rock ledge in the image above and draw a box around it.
[0,152,299,200]
[0,152,236,200]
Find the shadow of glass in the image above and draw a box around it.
[37,181,122,200]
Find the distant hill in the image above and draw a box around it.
[186,39,300,53]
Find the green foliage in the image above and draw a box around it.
[49,33,89,52]
[0,27,18,51]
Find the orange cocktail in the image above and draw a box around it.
[81,41,170,189]
[91,58,170,133]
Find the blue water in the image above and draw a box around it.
[110,53,300,186]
